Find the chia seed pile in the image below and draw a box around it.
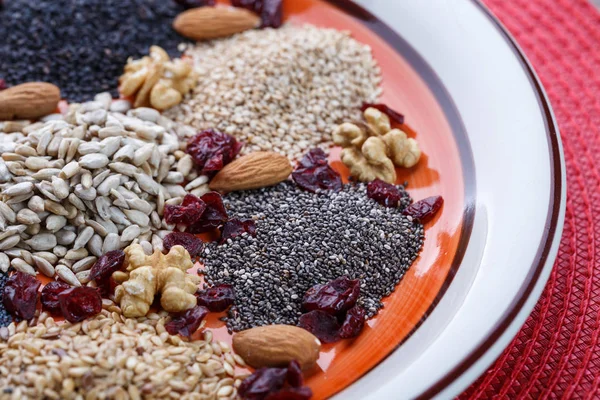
[0,0,190,102]
[0,273,11,327]
[201,182,424,332]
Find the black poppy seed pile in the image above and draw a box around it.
[0,273,11,328]
[0,0,190,102]
[201,182,425,332]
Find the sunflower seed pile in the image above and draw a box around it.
[201,182,424,332]
[0,93,208,286]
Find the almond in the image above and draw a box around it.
[173,6,261,41]
[0,82,61,120]
[232,325,321,371]
[209,151,292,192]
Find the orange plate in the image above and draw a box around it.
[205,1,476,398]
[40,1,475,398]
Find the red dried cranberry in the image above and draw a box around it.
[3,272,40,321]
[302,276,360,316]
[361,103,405,125]
[165,305,209,337]
[59,287,102,323]
[0,79,6,91]
[90,250,125,295]
[338,305,366,339]
[367,179,402,207]
[163,232,205,257]
[186,129,243,175]
[286,360,303,388]
[187,192,228,233]
[196,284,235,312]
[173,0,215,8]
[402,195,444,223]
[220,218,257,244]
[231,0,283,28]
[292,149,342,193]
[298,310,340,343]
[164,194,207,226]
[239,367,288,400]
[265,387,313,400]
[41,281,71,313]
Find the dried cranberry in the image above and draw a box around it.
[265,387,313,400]
[286,360,303,388]
[220,218,257,244]
[41,281,71,313]
[3,272,40,321]
[59,287,102,323]
[165,305,209,337]
[292,149,342,193]
[338,306,366,339]
[163,232,205,257]
[402,195,444,223]
[361,103,405,125]
[186,129,243,175]
[196,284,235,312]
[367,179,402,207]
[164,194,207,226]
[90,250,125,295]
[173,0,215,8]
[231,0,283,28]
[302,276,360,316]
[187,192,228,233]
[239,367,287,400]
[0,79,6,91]
[298,310,340,343]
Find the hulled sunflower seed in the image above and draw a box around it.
[109,206,130,226]
[33,252,58,265]
[94,217,118,235]
[17,209,41,224]
[15,145,37,157]
[44,200,69,216]
[36,130,53,156]
[109,161,138,177]
[177,155,193,177]
[96,174,121,196]
[73,226,94,250]
[113,145,135,163]
[157,158,170,183]
[77,142,102,155]
[185,175,209,191]
[25,233,57,251]
[0,253,9,273]
[134,173,160,196]
[85,219,108,237]
[102,233,120,253]
[140,240,153,255]
[59,161,81,179]
[121,225,141,242]
[87,234,104,257]
[31,168,61,181]
[56,265,81,287]
[74,184,97,201]
[68,193,86,211]
[72,256,97,273]
[65,248,88,261]
[0,235,20,250]
[24,157,49,171]
[126,198,153,215]
[123,209,150,227]
[95,197,112,221]
[66,138,81,163]
[81,171,93,189]
[0,225,26,241]
[25,223,41,236]
[11,258,36,276]
[76,270,92,284]
[51,176,70,200]
[2,181,33,197]
[100,137,122,157]
[163,171,184,184]
[92,169,111,188]
[32,256,56,278]
[46,215,67,232]
[151,234,164,252]
[79,154,110,170]
[56,230,77,246]
[27,196,45,213]
[110,189,129,209]
[53,246,67,258]
[0,201,16,223]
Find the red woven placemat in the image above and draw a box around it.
[461,0,600,398]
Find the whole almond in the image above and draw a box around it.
[209,151,292,192]
[232,325,321,371]
[0,82,61,120]
[173,6,261,41]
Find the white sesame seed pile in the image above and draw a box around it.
[167,24,382,160]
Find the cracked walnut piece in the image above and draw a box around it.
[114,244,201,318]
[119,46,196,111]
[333,107,421,183]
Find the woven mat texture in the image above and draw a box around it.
[461,0,600,398]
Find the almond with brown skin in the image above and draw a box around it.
[209,151,293,192]
[0,82,60,120]
[173,6,261,41]
[233,325,321,371]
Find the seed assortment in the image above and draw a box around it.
[0,1,444,399]
[167,24,382,160]
[201,182,424,332]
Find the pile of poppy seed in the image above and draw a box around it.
[0,0,190,102]
[201,182,424,332]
